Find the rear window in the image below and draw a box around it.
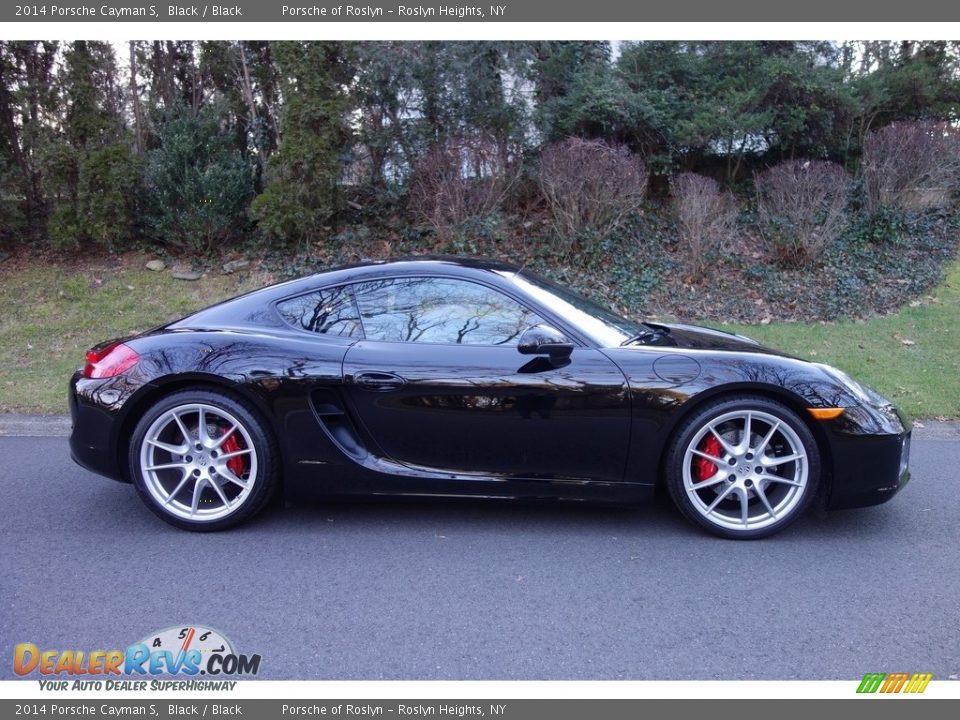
[276,286,362,338]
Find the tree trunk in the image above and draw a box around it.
[238,43,267,175]
[129,42,145,154]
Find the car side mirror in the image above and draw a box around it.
[518,325,574,364]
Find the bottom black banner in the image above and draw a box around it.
[2,699,958,720]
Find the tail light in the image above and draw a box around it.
[82,342,140,379]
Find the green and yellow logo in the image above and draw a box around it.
[857,672,932,694]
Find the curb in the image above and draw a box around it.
[911,420,960,440]
[1,414,959,439]
[0,415,72,438]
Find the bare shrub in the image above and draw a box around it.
[538,138,647,238]
[863,121,960,211]
[408,135,521,235]
[671,173,738,276]
[755,160,849,266]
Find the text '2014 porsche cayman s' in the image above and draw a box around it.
[69,257,911,538]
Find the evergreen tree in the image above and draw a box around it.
[48,41,139,249]
[251,41,352,247]
[0,41,59,240]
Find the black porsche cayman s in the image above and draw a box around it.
[69,257,911,538]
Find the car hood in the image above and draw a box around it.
[630,322,793,358]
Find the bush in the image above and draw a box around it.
[538,138,647,239]
[407,135,521,236]
[671,173,738,276]
[0,156,26,247]
[251,132,343,248]
[863,121,960,211]
[144,105,254,253]
[755,160,849,266]
[45,143,142,251]
[40,143,82,249]
[79,144,142,250]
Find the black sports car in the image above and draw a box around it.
[69,257,911,538]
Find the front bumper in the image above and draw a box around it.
[824,403,911,510]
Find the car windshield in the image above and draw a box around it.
[502,270,644,347]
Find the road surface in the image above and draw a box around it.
[1,431,958,680]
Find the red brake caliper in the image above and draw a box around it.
[694,434,723,482]
[220,427,248,477]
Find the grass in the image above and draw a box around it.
[0,252,260,414]
[0,250,957,419]
[725,257,960,420]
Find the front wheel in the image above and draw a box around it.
[129,389,278,531]
[665,396,820,539]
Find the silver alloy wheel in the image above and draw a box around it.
[682,409,808,532]
[139,403,258,522]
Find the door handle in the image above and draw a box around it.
[353,371,407,391]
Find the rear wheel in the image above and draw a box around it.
[665,396,820,539]
[129,389,278,531]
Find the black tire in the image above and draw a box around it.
[664,395,820,539]
[128,388,279,531]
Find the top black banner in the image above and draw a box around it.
[5,0,960,22]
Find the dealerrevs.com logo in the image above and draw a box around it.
[14,625,261,690]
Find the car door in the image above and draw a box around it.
[340,276,631,483]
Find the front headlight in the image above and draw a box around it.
[813,363,876,406]
[899,434,911,476]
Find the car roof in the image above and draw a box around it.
[321,255,521,276]
[274,255,523,295]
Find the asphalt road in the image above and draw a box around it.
[1,432,958,681]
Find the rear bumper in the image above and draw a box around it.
[68,371,128,482]
[824,404,911,510]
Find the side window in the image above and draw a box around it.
[352,277,544,346]
[276,286,362,338]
